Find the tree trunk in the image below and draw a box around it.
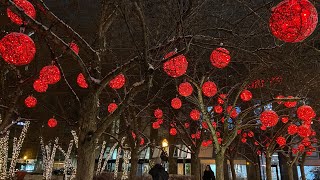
[216,150,225,180]
[300,165,306,180]
[287,164,294,180]
[76,94,99,180]
[229,158,236,180]
[191,149,201,180]
[300,153,306,180]
[265,153,272,180]
[130,148,139,180]
[76,140,96,180]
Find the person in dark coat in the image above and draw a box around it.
[203,165,215,180]
[149,157,169,180]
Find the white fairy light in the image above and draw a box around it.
[96,141,106,175]
[0,131,9,179]
[114,137,125,179]
[100,142,118,174]
[42,138,59,180]
[8,121,30,178]
[57,139,75,180]
[121,145,130,180]
[71,130,78,148]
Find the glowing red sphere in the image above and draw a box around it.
[297,105,316,121]
[169,128,177,136]
[288,124,298,135]
[214,105,223,114]
[298,125,311,138]
[154,108,163,118]
[24,95,37,108]
[260,125,267,130]
[269,0,318,43]
[217,94,227,104]
[227,106,238,118]
[33,79,48,93]
[152,122,160,129]
[0,32,36,66]
[171,97,182,109]
[241,138,247,143]
[7,0,36,25]
[202,81,217,97]
[248,131,254,138]
[163,51,188,77]
[283,96,297,108]
[48,118,57,128]
[178,82,193,97]
[39,65,61,85]
[69,42,79,54]
[184,122,190,128]
[140,137,145,145]
[260,110,279,127]
[108,103,118,113]
[276,136,286,147]
[157,118,164,125]
[202,122,208,129]
[77,73,88,88]
[210,47,231,68]
[190,109,200,121]
[240,90,252,101]
[242,133,247,138]
[275,95,284,104]
[281,116,289,123]
[109,74,126,89]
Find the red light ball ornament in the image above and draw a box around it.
[178,82,193,97]
[288,124,298,135]
[241,138,247,143]
[24,95,37,108]
[190,109,200,121]
[33,79,48,93]
[152,122,160,129]
[39,65,61,85]
[214,105,223,114]
[210,48,231,68]
[48,118,57,128]
[157,118,163,125]
[109,74,126,89]
[297,105,316,121]
[248,131,254,138]
[260,110,279,127]
[202,81,217,97]
[69,42,79,54]
[77,73,88,88]
[276,136,286,147]
[184,122,190,128]
[275,95,284,104]
[170,128,177,136]
[269,0,318,43]
[7,0,36,25]
[298,125,311,138]
[154,108,163,119]
[281,116,289,123]
[171,97,182,109]
[217,94,227,104]
[227,106,238,118]
[0,32,36,66]
[108,103,118,113]
[140,138,145,145]
[163,51,188,77]
[283,96,297,108]
[240,90,252,102]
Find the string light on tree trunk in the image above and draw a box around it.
[0,32,36,66]
[7,0,36,25]
[269,0,318,43]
